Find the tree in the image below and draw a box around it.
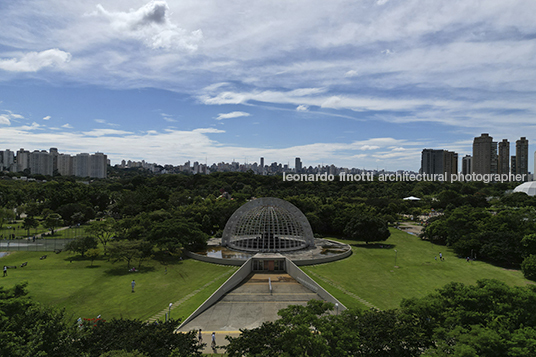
[107,240,149,269]
[43,212,63,235]
[22,216,39,237]
[86,219,116,256]
[74,318,201,357]
[0,283,79,356]
[65,236,98,257]
[86,248,101,266]
[0,207,15,230]
[521,255,536,280]
[522,234,536,257]
[343,215,390,244]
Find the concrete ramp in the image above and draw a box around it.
[178,273,320,333]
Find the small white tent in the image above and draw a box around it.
[403,196,421,201]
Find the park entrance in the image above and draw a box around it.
[252,257,286,271]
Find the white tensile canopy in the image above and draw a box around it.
[513,181,536,196]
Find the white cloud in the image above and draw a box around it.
[0,49,71,72]
[94,1,203,51]
[94,119,106,124]
[43,116,51,120]
[161,113,176,122]
[83,129,133,137]
[345,70,358,77]
[360,145,381,150]
[0,111,26,125]
[296,105,308,112]
[0,115,11,125]
[61,123,73,129]
[215,111,251,120]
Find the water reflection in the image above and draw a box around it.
[195,246,253,260]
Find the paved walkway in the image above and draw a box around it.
[178,272,321,354]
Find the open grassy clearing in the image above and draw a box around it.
[303,228,531,311]
[1,227,531,324]
[0,250,237,322]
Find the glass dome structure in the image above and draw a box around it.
[222,197,314,252]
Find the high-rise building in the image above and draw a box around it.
[462,155,472,175]
[57,154,73,176]
[89,152,107,178]
[29,150,53,176]
[74,153,90,177]
[1,149,15,171]
[516,137,529,177]
[16,148,30,172]
[473,133,498,175]
[49,148,59,174]
[511,156,517,175]
[295,157,302,173]
[498,139,510,175]
[260,157,264,175]
[421,149,458,180]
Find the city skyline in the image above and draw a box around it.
[1,1,536,171]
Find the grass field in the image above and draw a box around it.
[0,251,237,322]
[303,228,532,311]
[1,227,532,323]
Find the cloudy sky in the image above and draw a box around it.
[1,0,535,171]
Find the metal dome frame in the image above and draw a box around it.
[221,197,315,252]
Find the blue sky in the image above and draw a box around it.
[1,0,535,171]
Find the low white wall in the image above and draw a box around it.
[292,248,352,266]
[177,258,252,330]
[285,258,346,311]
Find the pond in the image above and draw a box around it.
[195,246,253,260]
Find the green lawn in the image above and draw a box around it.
[0,251,237,322]
[1,227,532,323]
[303,228,532,311]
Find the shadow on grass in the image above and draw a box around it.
[64,255,88,262]
[104,266,156,276]
[153,251,184,266]
[350,243,396,249]
[85,265,101,269]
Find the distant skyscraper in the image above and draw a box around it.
[1,149,14,171]
[30,150,53,176]
[511,156,517,175]
[57,154,73,176]
[74,153,90,177]
[16,148,30,172]
[295,157,302,173]
[516,137,529,177]
[90,152,107,178]
[473,133,497,175]
[462,155,472,175]
[260,157,264,175]
[498,139,510,175]
[49,148,59,174]
[421,149,458,180]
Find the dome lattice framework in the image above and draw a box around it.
[222,197,315,252]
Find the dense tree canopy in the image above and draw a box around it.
[226,280,536,356]
[0,284,201,357]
